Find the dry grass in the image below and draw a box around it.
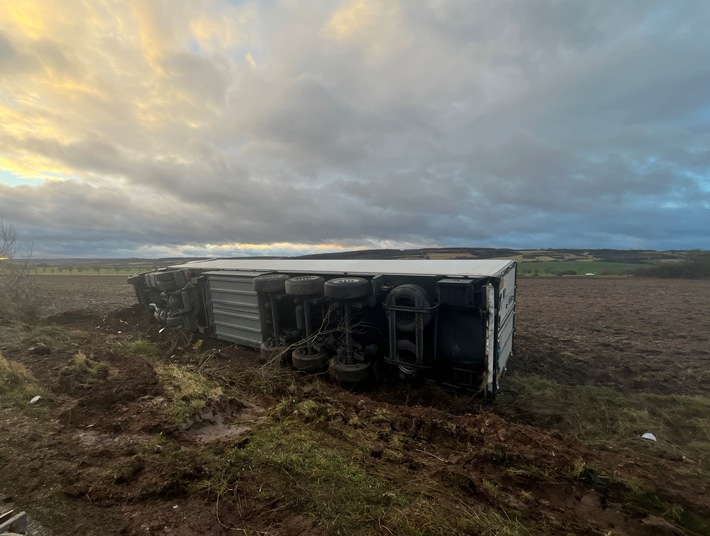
[0,352,44,408]
[157,364,222,422]
[116,338,224,423]
[61,351,109,379]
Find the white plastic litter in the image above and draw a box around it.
[641,432,657,442]
[28,395,42,405]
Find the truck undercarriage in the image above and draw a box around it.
[128,259,516,400]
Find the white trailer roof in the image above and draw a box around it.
[169,258,515,278]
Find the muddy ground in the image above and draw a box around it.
[1,276,708,535]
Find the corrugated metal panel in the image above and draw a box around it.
[169,258,514,278]
[206,270,267,348]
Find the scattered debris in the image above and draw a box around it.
[641,432,657,442]
[28,395,42,405]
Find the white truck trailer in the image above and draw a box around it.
[128,258,516,400]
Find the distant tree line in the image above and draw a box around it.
[635,250,710,279]
[300,247,522,260]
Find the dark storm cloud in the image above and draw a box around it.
[0,0,708,257]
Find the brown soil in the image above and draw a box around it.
[514,277,710,395]
[0,275,708,535]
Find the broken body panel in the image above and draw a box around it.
[129,258,516,400]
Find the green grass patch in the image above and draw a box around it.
[209,416,529,535]
[518,260,651,276]
[497,374,710,464]
[120,339,162,360]
[157,364,222,423]
[131,399,538,535]
[60,352,109,379]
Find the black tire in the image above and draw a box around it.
[253,273,289,293]
[329,358,370,383]
[285,275,325,296]
[385,284,432,332]
[395,339,418,375]
[324,277,371,300]
[292,348,329,371]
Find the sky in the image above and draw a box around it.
[0,0,708,258]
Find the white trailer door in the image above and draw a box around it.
[496,265,517,376]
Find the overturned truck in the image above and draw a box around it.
[128,259,516,400]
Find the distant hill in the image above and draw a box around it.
[298,247,688,264]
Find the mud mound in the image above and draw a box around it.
[58,352,161,431]
[48,304,153,335]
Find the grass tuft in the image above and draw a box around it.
[122,339,162,360]
[0,352,44,408]
[61,352,109,378]
[157,364,222,423]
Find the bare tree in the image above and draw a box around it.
[0,221,36,320]
[0,221,18,260]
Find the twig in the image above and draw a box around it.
[415,448,447,463]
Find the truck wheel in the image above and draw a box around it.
[329,358,370,383]
[324,277,371,300]
[253,273,289,293]
[385,284,432,332]
[285,275,324,296]
[292,347,329,371]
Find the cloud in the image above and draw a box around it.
[0,0,707,257]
